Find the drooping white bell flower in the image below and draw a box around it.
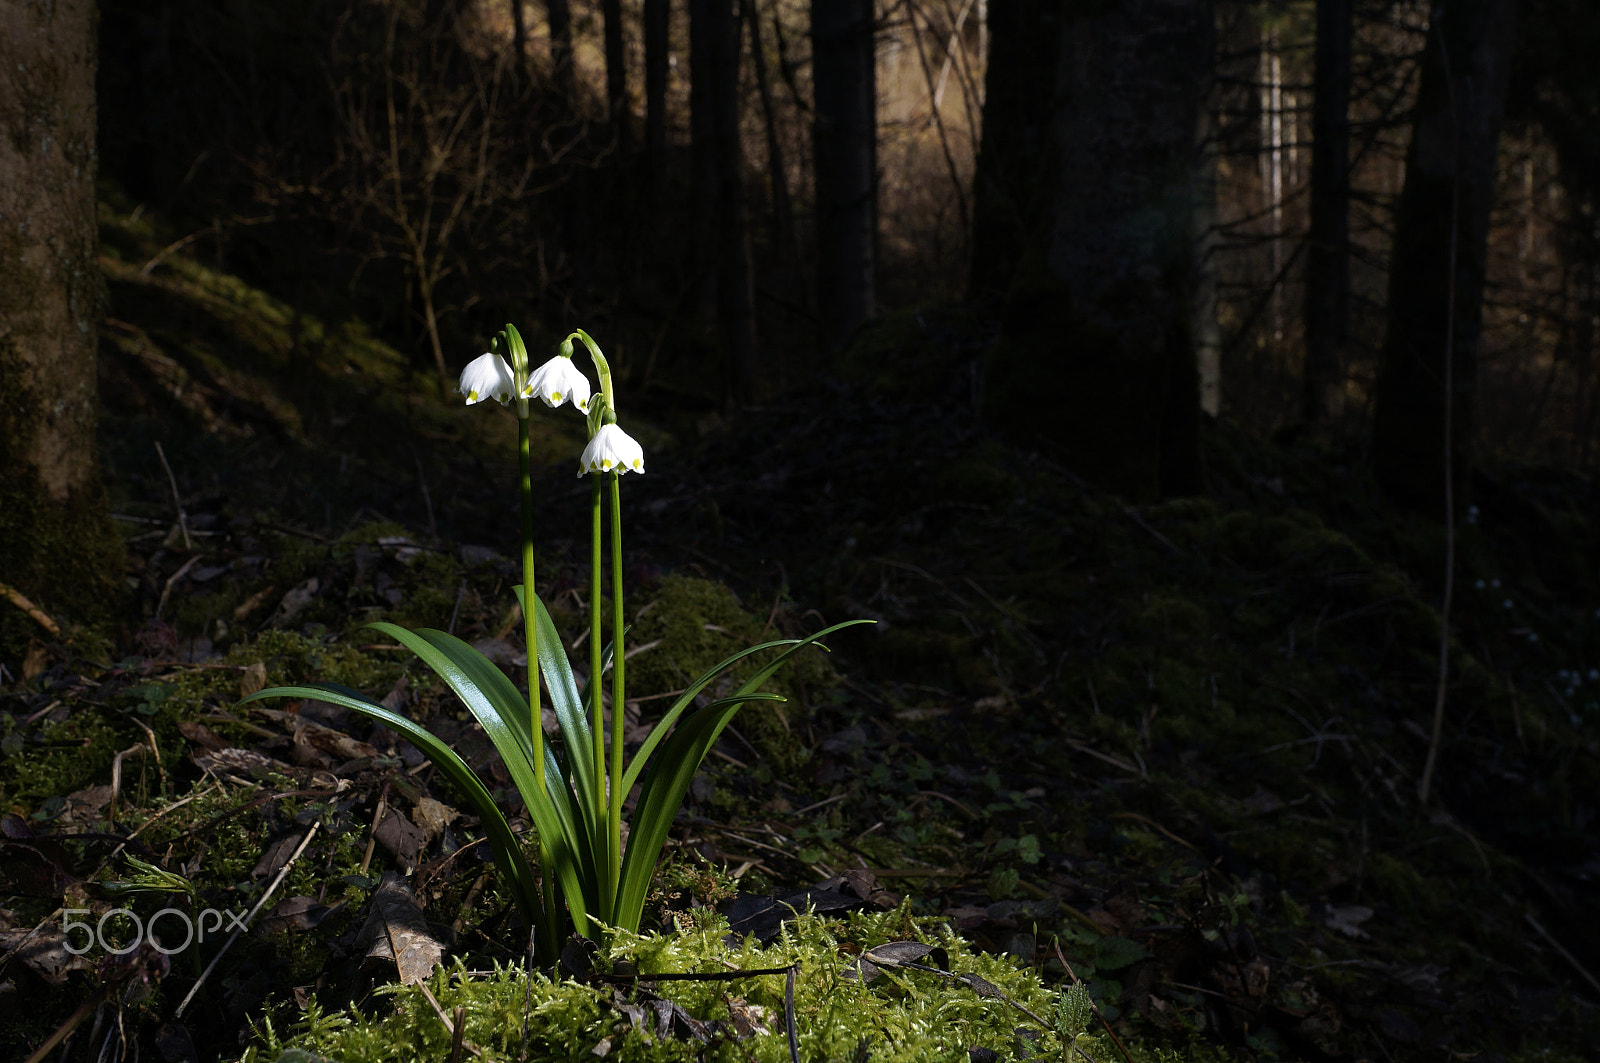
[458,352,516,405]
[525,354,592,413]
[578,423,645,476]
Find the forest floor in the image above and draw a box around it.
[2,198,1600,1063]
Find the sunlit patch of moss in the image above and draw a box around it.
[228,629,401,693]
[242,909,1078,1063]
[0,708,126,812]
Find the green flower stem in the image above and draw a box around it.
[569,329,614,409]
[607,470,625,904]
[589,473,606,852]
[517,402,544,797]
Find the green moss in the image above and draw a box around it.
[1365,851,1446,921]
[0,332,125,666]
[625,575,834,776]
[240,909,1085,1063]
[0,708,127,812]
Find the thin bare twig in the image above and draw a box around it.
[173,822,320,1017]
[154,441,192,551]
[0,580,61,637]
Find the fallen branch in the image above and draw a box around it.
[0,580,60,637]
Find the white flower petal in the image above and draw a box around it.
[525,355,593,412]
[457,352,516,405]
[577,423,645,477]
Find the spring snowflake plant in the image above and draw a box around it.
[240,325,863,965]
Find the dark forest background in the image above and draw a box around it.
[86,0,1600,494]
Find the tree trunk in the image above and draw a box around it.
[981,0,1212,501]
[967,0,1061,301]
[689,0,721,329]
[0,0,123,661]
[1303,0,1352,426]
[711,0,758,397]
[548,0,575,104]
[747,0,801,291]
[645,0,670,193]
[1371,0,1516,514]
[602,0,628,136]
[511,0,527,62]
[811,0,876,355]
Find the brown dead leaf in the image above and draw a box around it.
[58,785,114,828]
[411,798,458,846]
[22,640,50,681]
[269,577,320,625]
[192,747,286,778]
[254,707,380,762]
[0,924,94,985]
[239,661,268,698]
[374,807,428,869]
[233,588,276,623]
[177,720,229,752]
[261,896,342,935]
[253,831,307,880]
[358,871,443,985]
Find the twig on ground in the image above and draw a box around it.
[173,822,320,1018]
[417,981,482,1058]
[1053,941,1136,1063]
[1526,913,1600,998]
[0,580,61,637]
[156,553,204,621]
[154,441,193,551]
[361,790,390,875]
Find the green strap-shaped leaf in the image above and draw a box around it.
[517,588,610,915]
[236,683,545,933]
[357,623,596,937]
[614,691,785,931]
[622,619,872,796]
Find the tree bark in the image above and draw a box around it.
[811,0,877,355]
[967,0,1062,301]
[645,0,670,192]
[981,0,1212,501]
[0,0,123,659]
[1303,0,1353,426]
[747,0,801,292]
[711,0,758,397]
[548,0,575,105]
[602,0,628,136]
[1371,0,1517,514]
[511,0,527,62]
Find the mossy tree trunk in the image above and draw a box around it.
[1371,0,1516,514]
[981,0,1211,502]
[0,0,123,664]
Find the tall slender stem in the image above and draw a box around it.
[607,470,625,903]
[589,475,606,821]
[518,404,543,796]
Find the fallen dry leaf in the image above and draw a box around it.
[357,871,443,985]
[374,807,428,869]
[239,661,268,698]
[0,925,94,985]
[411,797,458,846]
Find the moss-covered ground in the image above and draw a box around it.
[1,198,1597,1062]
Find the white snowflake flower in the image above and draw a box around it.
[577,424,645,476]
[458,353,516,405]
[525,355,592,413]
